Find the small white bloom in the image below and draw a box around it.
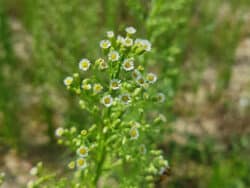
[76,158,87,170]
[77,146,88,157]
[81,83,92,90]
[117,35,125,44]
[93,83,103,94]
[27,180,35,188]
[142,39,151,51]
[99,40,111,49]
[107,31,114,38]
[122,58,134,71]
[120,93,131,104]
[30,167,38,176]
[130,127,139,140]
[108,51,120,62]
[156,93,165,103]
[110,79,121,90]
[79,58,91,71]
[146,73,157,84]
[123,37,133,47]
[101,95,113,107]
[64,76,73,86]
[136,76,146,86]
[55,127,64,137]
[125,26,136,34]
[132,69,141,79]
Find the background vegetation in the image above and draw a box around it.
[0,0,250,187]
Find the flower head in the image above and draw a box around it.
[120,93,131,104]
[122,58,134,71]
[125,26,136,34]
[136,76,146,86]
[93,83,103,94]
[132,69,141,79]
[135,39,151,52]
[123,37,133,47]
[79,58,91,71]
[101,95,113,107]
[100,40,111,49]
[64,76,73,87]
[108,51,120,62]
[55,127,64,137]
[97,58,108,70]
[130,127,139,140]
[110,79,121,90]
[107,31,114,38]
[117,35,125,44]
[146,73,157,84]
[82,83,92,90]
[77,146,88,157]
[156,93,165,103]
[68,161,75,170]
[76,158,87,170]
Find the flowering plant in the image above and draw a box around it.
[28,27,169,188]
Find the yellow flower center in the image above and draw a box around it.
[79,147,87,155]
[130,128,138,137]
[77,158,85,166]
[104,97,111,104]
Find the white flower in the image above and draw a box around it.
[93,83,103,94]
[117,35,125,44]
[130,127,139,140]
[97,58,108,70]
[81,83,92,90]
[79,58,91,71]
[135,39,151,51]
[108,51,120,62]
[110,79,121,90]
[63,76,73,86]
[125,26,136,34]
[120,93,131,104]
[136,76,146,86]
[100,40,111,49]
[76,158,87,170]
[142,39,151,51]
[55,127,64,137]
[30,167,38,176]
[77,146,88,157]
[101,95,113,107]
[107,31,114,38]
[123,37,133,47]
[146,73,157,84]
[156,93,165,103]
[122,58,134,71]
[132,69,141,79]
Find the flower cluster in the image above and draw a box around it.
[28,26,168,187]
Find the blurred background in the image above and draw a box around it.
[0,0,250,187]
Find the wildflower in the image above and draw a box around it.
[122,58,134,71]
[82,83,92,90]
[64,76,73,86]
[156,93,165,103]
[125,26,136,34]
[30,167,38,176]
[135,39,151,52]
[117,35,125,44]
[79,58,91,71]
[132,69,141,79]
[130,127,139,140]
[68,161,75,170]
[123,37,133,47]
[99,40,111,49]
[27,180,35,188]
[76,158,87,170]
[55,127,64,137]
[101,95,113,107]
[139,144,147,154]
[146,73,157,84]
[93,83,103,94]
[107,31,114,38]
[96,58,108,70]
[110,79,121,90]
[136,76,146,86]
[120,93,131,104]
[142,39,151,52]
[77,146,88,157]
[108,51,120,62]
